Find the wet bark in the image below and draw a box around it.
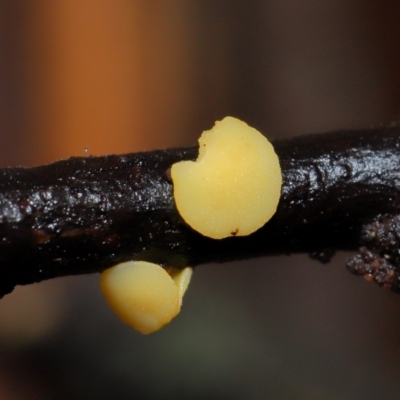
[1,126,400,296]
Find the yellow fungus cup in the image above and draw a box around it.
[100,261,193,334]
[171,116,282,239]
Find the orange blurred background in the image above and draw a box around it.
[1,1,400,399]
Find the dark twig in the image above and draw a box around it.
[1,127,400,297]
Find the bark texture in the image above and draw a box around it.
[1,127,400,296]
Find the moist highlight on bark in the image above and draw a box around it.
[1,126,400,297]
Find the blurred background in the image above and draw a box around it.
[1,0,400,398]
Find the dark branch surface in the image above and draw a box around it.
[1,127,400,297]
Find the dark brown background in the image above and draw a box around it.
[1,1,400,399]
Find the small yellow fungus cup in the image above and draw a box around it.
[100,261,192,334]
[171,116,282,239]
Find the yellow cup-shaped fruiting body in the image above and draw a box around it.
[171,116,282,239]
[100,261,192,334]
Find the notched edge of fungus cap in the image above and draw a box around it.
[171,116,282,239]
